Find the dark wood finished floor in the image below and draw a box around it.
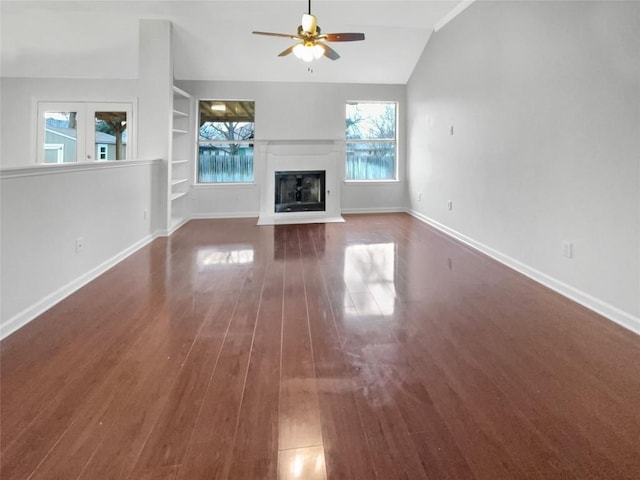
[2,213,640,480]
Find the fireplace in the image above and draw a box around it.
[274,170,326,213]
[256,140,344,225]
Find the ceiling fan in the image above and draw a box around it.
[252,0,365,62]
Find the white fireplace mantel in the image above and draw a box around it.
[256,140,345,225]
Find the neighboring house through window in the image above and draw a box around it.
[44,144,65,163]
[345,101,398,181]
[198,100,255,183]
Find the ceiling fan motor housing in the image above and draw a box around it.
[301,13,317,35]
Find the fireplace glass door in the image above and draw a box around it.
[274,170,326,213]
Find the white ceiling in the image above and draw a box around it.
[1,0,465,84]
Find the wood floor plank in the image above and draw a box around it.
[29,293,206,480]
[175,256,268,479]
[1,264,156,448]
[2,214,639,480]
[299,226,383,480]
[225,256,284,480]
[127,298,239,480]
[278,226,323,452]
[0,263,182,480]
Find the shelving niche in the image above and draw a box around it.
[169,85,192,231]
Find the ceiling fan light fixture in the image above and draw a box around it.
[293,42,320,62]
[301,46,315,62]
[252,0,365,62]
[313,44,324,59]
[293,43,305,59]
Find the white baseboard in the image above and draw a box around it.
[190,212,259,220]
[1,233,160,340]
[341,207,406,215]
[407,209,640,337]
[8,210,636,340]
[168,217,191,236]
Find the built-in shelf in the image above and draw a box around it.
[169,84,193,230]
[173,85,190,98]
[171,192,188,201]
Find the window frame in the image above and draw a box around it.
[197,99,256,185]
[35,101,133,164]
[345,100,399,183]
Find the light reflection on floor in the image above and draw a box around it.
[196,245,254,269]
[278,445,327,480]
[343,243,397,316]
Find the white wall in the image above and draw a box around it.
[178,80,407,216]
[137,19,173,162]
[407,1,640,329]
[137,19,174,232]
[0,34,170,335]
[0,161,161,338]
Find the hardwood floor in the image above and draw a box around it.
[2,213,639,479]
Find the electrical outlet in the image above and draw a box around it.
[447,200,453,211]
[75,237,84,254]
[143,209,149,220]
[563,241,573,259]
[417,192,422,202]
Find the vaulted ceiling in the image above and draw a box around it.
[1,1,468,84]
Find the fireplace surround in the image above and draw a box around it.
[257,140,344,225]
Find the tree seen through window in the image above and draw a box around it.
[198,100,255,183]
[346,102,397,181]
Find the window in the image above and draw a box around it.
[97,144,108,160]
[345,101,397,181]
[41,109,80,163]
[198,100,255,183]
[37,102,132,163]
[94,111,128,160]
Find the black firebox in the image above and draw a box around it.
[274,170,326,213]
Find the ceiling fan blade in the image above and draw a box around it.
[278,44,298,57]
[319,43,340,60]
[323,33,365,42]
[252,31,299,40]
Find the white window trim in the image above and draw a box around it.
[345,101,399,183]
[197,99,255,184]
[34,101,134,164]
[90,102,133,161]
